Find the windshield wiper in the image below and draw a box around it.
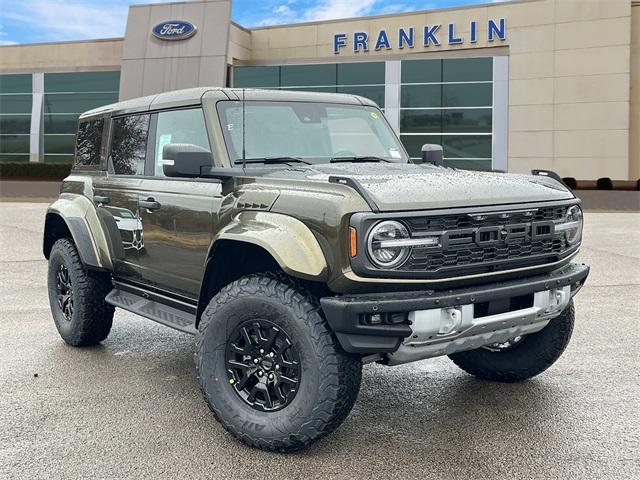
[330,156,391,163]
[234,156,312,165]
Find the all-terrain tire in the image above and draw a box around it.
[448,301,575,382]
[47,238,114,346]
[195,273,362,452]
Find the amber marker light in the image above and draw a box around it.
[349,227,358,257]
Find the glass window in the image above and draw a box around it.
[401,59,441,84]
[444,159,492,171]
[401,84,441,108]
[443,83,492,108]
[337,62,385,85]
[75,119,104,166]
[0,134,30,154]
[45,154,76,163]
[280,64,336,87]
[443,109,492,133]
[234,66,280,88]
[443,58,492,82]
[154,108,210,176]
[442,135,492,159]
[0,95,32,114]
[0,153,30,162]
[110,115,149,175]
[44,135,76,154]
[281,86,337,94]
[44,93,119,114]
[0,74,32,94]
[217,101,407,164]
[0,115,31,134]
[400,110,442,133]
[44,114,79,134]
[44,71,120,93]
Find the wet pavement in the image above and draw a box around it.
[0,202,638,479]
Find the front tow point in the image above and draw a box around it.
[440,308,462,335]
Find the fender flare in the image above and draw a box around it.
[44,194,114,271]
[212,211,328,281]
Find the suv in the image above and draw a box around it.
[44,88,589,452]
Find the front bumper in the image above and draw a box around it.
[320,262,589,356]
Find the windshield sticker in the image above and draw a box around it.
[389,148,401,159]
[370,111,379,120]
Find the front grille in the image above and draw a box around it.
[404,206,566,233]
[398,205,573,275]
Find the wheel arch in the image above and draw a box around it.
[44,196,112,271]
[195,212,329,326]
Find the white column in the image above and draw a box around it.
[384,60,401,134]
[29,73,44,163]
[492,56,509,171]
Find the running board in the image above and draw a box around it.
[105,289,197,335]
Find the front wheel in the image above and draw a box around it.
[448,301,575,382]
[195,274,362,452]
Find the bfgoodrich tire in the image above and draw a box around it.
[448,301,575,383]
[47,238,114,346]
[195,274,362,452]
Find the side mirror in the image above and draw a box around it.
[162,143,213,177]
[420,144,444,166]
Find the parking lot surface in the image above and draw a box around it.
[0,202,638,479]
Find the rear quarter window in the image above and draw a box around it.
[75,119,104,166]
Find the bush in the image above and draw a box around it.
[596,177,613,190]
[0,162,72,179]
[562,177,577,190]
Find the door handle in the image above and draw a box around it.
[93,195,110,205]
[139,198,161,211]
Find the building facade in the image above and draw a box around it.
[0,0,638,179]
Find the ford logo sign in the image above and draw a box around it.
[152,20,197,41]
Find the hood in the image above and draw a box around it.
[263,162,574,212]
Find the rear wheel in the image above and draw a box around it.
[47,238,114,346]
[195,274,362,452]
[448,301,575,382]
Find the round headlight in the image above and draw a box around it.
[367,220,410,268]
[562,205,583,245]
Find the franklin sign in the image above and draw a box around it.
[333,18,506,54]
[152,21,197,41]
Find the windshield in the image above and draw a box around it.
[216,101,409,164]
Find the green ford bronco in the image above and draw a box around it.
[44,88,589,452]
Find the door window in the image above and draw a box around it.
[75,118,104,166]
[154,108,210,176]
[110,114,150,175]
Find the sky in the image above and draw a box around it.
[0,0,506,46]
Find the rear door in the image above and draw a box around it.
[92,113,151,281]
[134,107,222,298]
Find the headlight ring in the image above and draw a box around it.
[366,220,411,269]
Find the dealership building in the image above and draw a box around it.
[0,0,638,180]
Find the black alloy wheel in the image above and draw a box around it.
[225,319,301,412]
[56,264,74,321]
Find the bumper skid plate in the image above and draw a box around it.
[320,262,589,357]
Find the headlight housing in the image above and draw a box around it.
[366,220,411,268]
[555,205,583,245]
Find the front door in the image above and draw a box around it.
[132,108,220,297]
[135,177,221,297]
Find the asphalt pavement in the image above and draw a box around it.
[0,202,638,479]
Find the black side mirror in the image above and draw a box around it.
[420,144,444,166]
[162,143,213,177]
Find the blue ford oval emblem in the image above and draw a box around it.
[152,20,197,41]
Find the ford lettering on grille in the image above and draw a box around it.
[439,220,555,250]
